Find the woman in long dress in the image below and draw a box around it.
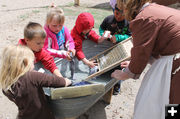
[111,0,180,119]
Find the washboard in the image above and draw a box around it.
[86,37,133,80]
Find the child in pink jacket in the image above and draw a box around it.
[44,8,75,60]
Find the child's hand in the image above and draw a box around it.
[87,60,98,68]
[66,50,74,61]
[120,61,130,68]
[82,58,97,68]
[110,35,117,44]
[64,78,72,86]
[66,52,72,61]
[68,49,76,57]
[103,30,111,39]
[98,36,106,43]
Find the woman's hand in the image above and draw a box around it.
[111,61,131,80]
[111,70,130,80]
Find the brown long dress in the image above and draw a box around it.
[152,0,179,6]
[128,3,180,103]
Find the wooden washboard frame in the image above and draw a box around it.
[51,82,105,99]
[86,37,133,80]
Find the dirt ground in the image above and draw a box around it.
[0,0,179,119]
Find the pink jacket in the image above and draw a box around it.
[44,25,75,59]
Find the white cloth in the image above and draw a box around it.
[133,55,174,119]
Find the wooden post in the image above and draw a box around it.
[74,0,80,6]
[103,87,114,104]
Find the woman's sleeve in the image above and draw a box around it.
[128,18,160,74]
[152,0,178,6]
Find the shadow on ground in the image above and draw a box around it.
[90,2,112,11]
[78,100,108,119]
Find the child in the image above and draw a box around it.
[44,8,75,60]
[99,3,131,95]
[71,12,106,68]
[0,45,72,119]
[99,4,131,44]
[18,22,64,78]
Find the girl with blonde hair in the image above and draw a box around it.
[112,0,180,119]
[0,45,71,119]
[44,8,75,60]
[44,8,76,78]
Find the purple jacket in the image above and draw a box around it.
[44,25,75,59]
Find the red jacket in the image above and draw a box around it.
[18,39,57,73]
[71,12,100,60]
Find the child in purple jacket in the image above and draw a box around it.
[44,8,75,60]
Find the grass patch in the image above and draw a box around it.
[32,10,40,14]
[19,14,29,21]
[88,9,112,29]
[61,6,112,30]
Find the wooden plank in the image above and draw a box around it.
[74,0,80,6]
[51,83,105,100]
[103,88,114,104]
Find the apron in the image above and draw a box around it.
[133,55,174,119]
